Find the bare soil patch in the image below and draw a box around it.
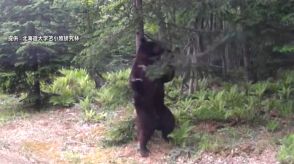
[0,108,282,163]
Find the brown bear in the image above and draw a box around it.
[129,37,175,157]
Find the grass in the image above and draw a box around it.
[95,69,132,110]
[22,140,60,161]
[266,120,280,132]
[79,97,108,123]
[102,116,135,146]
[169,120,193,147]
[165,123,286,162]
[0,94,28,124]
[278,134,294,164]
[42,68,96,107]
[63,151,82,164]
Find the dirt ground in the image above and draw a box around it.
[0,108,281,164]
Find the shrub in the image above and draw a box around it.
[42,68,96,107]
[278,134,294,164]
[266,120,280,132]
[197,134,222,152]
[103,117,135,146]
[96,69,132,110]
[278,100,294,117]
[169,120,194,147]
[0,94,27,124]
[0,72,18,93]
[249,81,270,98]
[80,97,107,122]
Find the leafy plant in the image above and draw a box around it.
[80,97,107,122]
[197,78,209,91]
[266,120,280,132]
[197,134,221,153]
[192,90,226,121]
[278,85,293,99]
[169,120,194,147]
[49,94,75,107]
[96,69,132,110]
[103,118,135,146]
[250,81,270,98]
[173,98,195,123]
[0,72,18,93]
[42,69,96,107]
[278,100,294,118]
[278,134,294,164]
[0,94,28,124]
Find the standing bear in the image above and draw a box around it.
[129,37,175,157]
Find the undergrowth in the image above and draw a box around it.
[41,68,96,107]
[94,69,294,150]
[102,116,135,146]
[0,94,28,124]
[278,134,294,164]
[40,68,294,155]
[95,69,132,110]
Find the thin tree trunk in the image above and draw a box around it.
[225,43,231,70]
[26,22,41,108]
[156,3,166,41]
[134,0,144,53]
[243,43,252,81]
[222,52,227,79]
[188,71,195,95]
[32,53,41,108]
[86,8,93,33]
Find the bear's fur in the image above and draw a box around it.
[129,37,175,157]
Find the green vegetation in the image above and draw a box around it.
[0,94,28,124]
[266,120,280,132]
[0,0,75,107]
[103,117,135,146]
[80,96,107,123]
[169,120,193,147]
[42,69,96,107]
[96,69,132,110]
[278,134,294,164]
[0,72,18,93]
[167,73,294,124]
[79,69,294,151]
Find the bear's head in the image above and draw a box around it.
[138,37,165,57]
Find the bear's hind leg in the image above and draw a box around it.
[136,110,157,157]
[138,127,154,157]
[158,106,175,142]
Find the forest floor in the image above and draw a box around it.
[0,107,292,164]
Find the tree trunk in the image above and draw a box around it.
[225,43,231,70]
[134,0,144,53]
[243,43,253,82]
[86,8,93,33]
[222,52,227,79]
[156,1,166,41]
[26,22,41,108]
[188,71,195,95]
[31,50,41,108]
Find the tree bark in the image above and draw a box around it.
[26,22,41,108]
[243,43,252,82]
[31,51,41,108]
[134,0,144,53]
